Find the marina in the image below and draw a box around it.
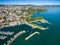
[6,30,26,45]
[0,31,14,35]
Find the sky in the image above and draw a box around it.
[0,0,60,5]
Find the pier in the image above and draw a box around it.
[25,32,40,40]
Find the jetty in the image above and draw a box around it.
[25,22,48,30]
[25,32,40,40]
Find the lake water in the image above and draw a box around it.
[0,7,60,45]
